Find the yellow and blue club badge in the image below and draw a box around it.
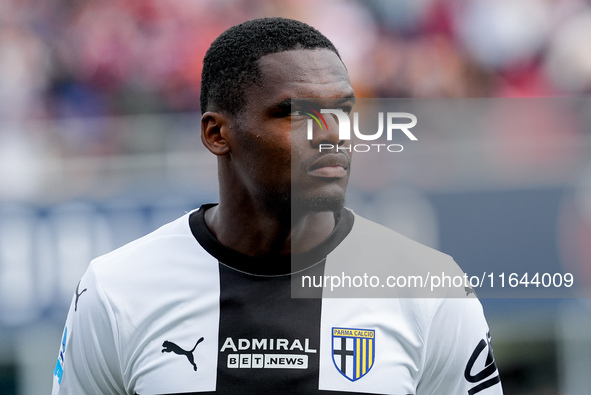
[332,327,375,381]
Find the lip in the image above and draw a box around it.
[307,153,349,178]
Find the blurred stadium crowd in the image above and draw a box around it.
[2,0,591,122]
[1,0,590,197]
[2,0,590,201]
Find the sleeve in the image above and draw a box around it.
[51,265,127,395]
[416,297,503,395]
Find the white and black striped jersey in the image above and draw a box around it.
[52,204,503,394]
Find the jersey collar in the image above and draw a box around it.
[189,203,354,276]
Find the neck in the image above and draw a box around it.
[204,197,337,257]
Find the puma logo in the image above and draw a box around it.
[75,281,87,312]
[162,337,204,371]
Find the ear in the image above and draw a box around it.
[201,111,231,156]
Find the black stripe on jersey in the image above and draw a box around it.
[215,263,323,393]
[187,205,383,394]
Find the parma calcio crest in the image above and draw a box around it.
[332,327,375,381]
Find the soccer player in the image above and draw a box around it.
[52,18,503,394]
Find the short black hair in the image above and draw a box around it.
[200,17,341,115]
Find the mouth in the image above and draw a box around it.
[307,153,349,179]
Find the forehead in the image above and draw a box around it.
[248,49,354,105]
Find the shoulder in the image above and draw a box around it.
[348,211,456,267]
[324,210,465,298]
[83,210,219,314]
[90,211,209,278]
[92,212,194,261]
[337,214,502,392]
[75,208,221,338]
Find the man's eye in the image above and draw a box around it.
[290,110,303,116]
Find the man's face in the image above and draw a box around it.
[227,49,355,215]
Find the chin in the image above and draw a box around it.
[291,194,345,216]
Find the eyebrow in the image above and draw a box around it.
[275,95,357,110]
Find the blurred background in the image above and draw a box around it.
[0,0,590,393]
